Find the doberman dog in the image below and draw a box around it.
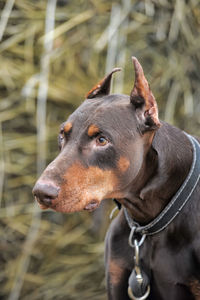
[33,57,200,300]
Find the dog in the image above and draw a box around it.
[33,57,200,300]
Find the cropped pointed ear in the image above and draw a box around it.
[130,57,161,133]
[86,68,121,99]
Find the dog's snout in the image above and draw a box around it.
[32,182,59,206]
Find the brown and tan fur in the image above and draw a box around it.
[33,57,200,300]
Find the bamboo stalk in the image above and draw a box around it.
[0,0,15,42]
[0,123,4,207]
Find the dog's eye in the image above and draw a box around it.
[60,130,64,140]
[58,130,65,150]
[59,130,65,143]
[96,136,108,146]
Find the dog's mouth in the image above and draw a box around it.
[35,196,100,213]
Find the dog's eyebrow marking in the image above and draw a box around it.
[118,156,130,172]
[64,122,72,134]
[87,124,100,137]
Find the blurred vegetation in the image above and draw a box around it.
[0,0,199,299]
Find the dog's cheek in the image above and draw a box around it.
[117,156,130,173]
[51,162,120,213]
[115,156,134,190]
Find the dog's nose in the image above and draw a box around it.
[32,182,59,206]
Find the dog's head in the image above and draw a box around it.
[33,57,161,213]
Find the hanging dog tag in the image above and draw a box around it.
[128,240,150,300]
[128,269,150,300]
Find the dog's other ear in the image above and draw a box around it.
[86,68,121,99]
[130,57,161,133]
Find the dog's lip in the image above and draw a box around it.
[35,196,100,213]
[84,200,100,212]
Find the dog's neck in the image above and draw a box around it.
[120,122,193,225]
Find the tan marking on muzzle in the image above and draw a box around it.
[118,156,130,173]
[51,162,122,213]
[87,124,100,137]
[64,122,72,133]
[109,260,124,286]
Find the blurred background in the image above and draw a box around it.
[0,0,200,299]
